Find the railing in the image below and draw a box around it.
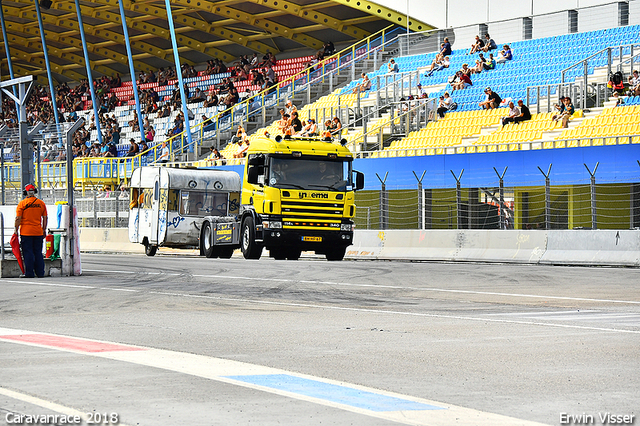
[524,82,584,113]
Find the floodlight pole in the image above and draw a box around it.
[117,0,146,143]
[165,0,193,151]
[34,0,62,129]
[74,0,103,145]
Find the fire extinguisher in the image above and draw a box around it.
[45,233,55,258]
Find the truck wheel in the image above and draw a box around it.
[325,246,346,261]
[241,217,262,260]
[218,247,235,259]
[286,249,301,260]
[269,248,287,260]
[201,222,216,258]
[145,243,158,257]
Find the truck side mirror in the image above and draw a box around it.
[247,166,260,184]
[248,154,264,166]
[354,171,364,190]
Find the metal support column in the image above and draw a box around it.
[74,0,103,145]
[376,172,388,230]
[451,169,464,229]
[585,162,599,230]
[117,0,146,142]
[0,1,15,81]
[34,0,61,129]
[0,125,6,205]
[494,167,508,229]
[165,0,193,152]
[66,118,85,276]
[413,171,426,230]
[538,164,552,230]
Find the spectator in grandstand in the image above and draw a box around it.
[627,70,640,96]
[481,34,497,52]
[559,97,575,128]
[229,125,247,145]
[471,58,484,75]
[469,35,485,54]
[460,63,472,77]
[426,54,450,77]
[189,88,205,103]
[551,96,566,122]
[440,37,452,56]
[330,117,342,136]
[284,99,297,115]
[322,120,333,141]
[233,139,250,158]
[138,140,149,153]
[251,69,265,86]
[451,71,472,91]
[501,101,520,126]
[323,41,335,56]
[496,45,512,63]
[290,111,303,134]
[483,53,496,71]
[201,115,216,132]
[298,118,318,137]
[105,141,118,158]
[126,138,139,157]
[203,90,219,108]
[250,53,259,68]
[417,83,427,97]
[158,141,170,163]
[265,64,276,85]
[210,147,225,164]
[514,100,532,124]
[479,87,502,109]
[145,126,156,142]
[159,104,171,118]
[222,88,240,108]
[387,59,399,73]
[352,73,372,94]
[436,92,456,118]
[277,110,289,134]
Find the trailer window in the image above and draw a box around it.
[180,191,229,216]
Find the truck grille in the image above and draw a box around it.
[281,200,343,230]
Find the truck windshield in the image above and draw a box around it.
[268,157,351,191]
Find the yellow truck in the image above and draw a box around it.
[239,135,364,261]
[129,135,364,261]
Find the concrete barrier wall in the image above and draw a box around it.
[79,227,640,267]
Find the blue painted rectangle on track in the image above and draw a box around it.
[224,374,445,412]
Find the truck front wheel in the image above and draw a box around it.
[145,242,158,257]
[241,217,262,260]
[325,246,346,261]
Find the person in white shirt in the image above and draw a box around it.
[501,101,520,126]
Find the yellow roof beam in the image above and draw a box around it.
[244,0,371,40]
[330,0,435,32]
[209,4,325,51]
[6,47,87,82]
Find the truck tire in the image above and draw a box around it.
[241,217,262,260]
[218,247,235,259]
[286,249,301,260]
[145,243,158,257]
[201,222,216,258]
[325,246,346,261]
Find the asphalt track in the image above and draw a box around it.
[1,253,639,426]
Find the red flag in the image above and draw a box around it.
[10,234,25,274]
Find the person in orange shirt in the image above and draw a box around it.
[14,184,48,278]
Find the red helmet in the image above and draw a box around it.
[24,184,36,192]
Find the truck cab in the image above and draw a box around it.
[240,135,364,261]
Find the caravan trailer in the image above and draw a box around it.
[128,167,241,256]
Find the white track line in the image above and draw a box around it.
[5,279,640,335]
[0,386,134,426]
[0,327,549,426]
[81,268,640,305]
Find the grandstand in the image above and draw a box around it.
[2,1,640,231]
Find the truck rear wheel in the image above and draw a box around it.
[325,246,346,261]
[241,217,262,260]
[201,222,216,258]
[145,243,158,257]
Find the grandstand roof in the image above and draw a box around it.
[0,0,435,84]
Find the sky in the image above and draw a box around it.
[378,0,621,28]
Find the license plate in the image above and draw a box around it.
[302,236,322,242]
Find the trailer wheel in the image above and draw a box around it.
[241,217,262,260]
[145,243,158,257]
[201,222,216,258]
[325,246,346,261]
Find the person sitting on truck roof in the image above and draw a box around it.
[298,118,318,137]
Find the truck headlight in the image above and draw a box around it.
[340,223,353,231]
[263,221,283,229]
